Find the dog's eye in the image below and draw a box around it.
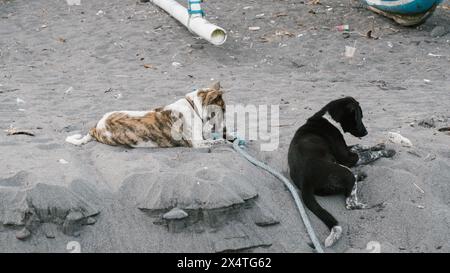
[211,112,216,118]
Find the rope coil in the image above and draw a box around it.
[232,139,324,253]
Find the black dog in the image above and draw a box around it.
[288,97,395,248]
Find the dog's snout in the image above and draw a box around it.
[362,128,368,136]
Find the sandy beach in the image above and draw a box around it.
[0,0,449,253]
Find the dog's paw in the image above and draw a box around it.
[324,226,342,248]
[370,143,386,151]
[346,199,369,210]
[356,171,368,182]
[381,149,396,158]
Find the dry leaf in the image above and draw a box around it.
[275,30,295,37]
[273,12,288,18]
[143,64,156,69]
[5,127,35,136]
[307,0,321,5]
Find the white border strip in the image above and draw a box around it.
[365,0,415,6]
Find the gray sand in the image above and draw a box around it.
[0,0,449,253]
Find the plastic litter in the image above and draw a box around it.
[387,132,413,147]
[58,159,69,164]
[66,0,81,6]
[65,86,74,94]
[345,45,356,58]
[336,25,349,32]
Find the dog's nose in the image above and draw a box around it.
[362,128,368,136]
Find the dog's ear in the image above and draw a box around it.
[208,90,224,101]
[327,106,344,122]
[209,81,221,91]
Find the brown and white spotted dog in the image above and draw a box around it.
[66,82,227,148]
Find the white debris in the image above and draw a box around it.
[387,132,413,147]
[96,10,105,16]
[413,183,425,194]
[65,86,74,94]
[58,159,69,164]
[163,208,188,220]
[345,46,356,58]
[66,0,81,5]
[171,62,182,68]
[249,26,261,31]
[114,93,122,99]
[16,98,26,104]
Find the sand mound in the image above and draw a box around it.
[0,172,99,239]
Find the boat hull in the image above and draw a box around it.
[363,0,443,26]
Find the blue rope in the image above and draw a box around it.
[232,139,325,253]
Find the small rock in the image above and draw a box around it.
[16,228,31,240]
[43,224,56,239]
[424,153,436,162]
[430,26,448,38]
[66,211,84,221]
[84,217,96,225]
[163,208,188,220]
[63,211,85,236]
[190,44,204,50]
[418,117,436,128]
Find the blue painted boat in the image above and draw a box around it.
[362,0,444,26]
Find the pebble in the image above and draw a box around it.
[190,44,204,50]
[163,208,188,220]
[66,211,84,222]
[172,62,182,68]
[16,228,31,240]
[43,224,56,239]
[418,117,436,128]
[430,26,448,38]
[84,217,97,225]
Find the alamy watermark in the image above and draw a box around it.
[171,104,280,151]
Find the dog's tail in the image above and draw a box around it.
[301,187,342,247]
[301,187,338,230]
[66,133,93,146]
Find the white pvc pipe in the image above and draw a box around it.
[151,0,227,46]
